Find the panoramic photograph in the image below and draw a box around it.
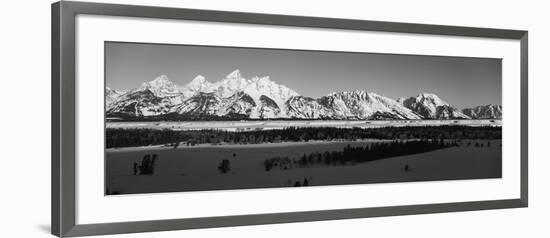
[105,42,503,195]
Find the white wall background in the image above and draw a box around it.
[0,0,546,237]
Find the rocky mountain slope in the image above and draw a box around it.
[462,104,502,119]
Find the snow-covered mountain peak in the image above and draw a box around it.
[105,87,127,107]
[243,75,299,107]
[398,93,470,119]
[186,75,211,90]
[179,75,214,98]
[106,87,125,95]
[189,75,207,84]
[419,92,437,97]
[315,90,421,120]
[328,90,379,99]
[416,92,448,106]
[214,70,248,98]
[145,74,171,85]
[251,76,271,83]
[225,69,242,80]
[140,75,181,97]
[462,104,502,119]
[142,75,173,88]
[214,70,299,103]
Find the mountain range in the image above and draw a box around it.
[106,70,502,120]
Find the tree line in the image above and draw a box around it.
[106,125,501,148]
[263,139,457,171]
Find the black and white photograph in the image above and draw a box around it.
[105,42,503,195]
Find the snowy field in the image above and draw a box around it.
[106,119,501,131]
[106,139,502,195]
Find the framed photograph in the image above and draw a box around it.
[52,1,528,237]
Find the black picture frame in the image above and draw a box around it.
[52,1,528,237]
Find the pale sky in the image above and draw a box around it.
[106,41,501,109]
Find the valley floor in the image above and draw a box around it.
[106,139,502,195]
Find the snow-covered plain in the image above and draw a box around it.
[106,119,501,131]
[106,139,502,195]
